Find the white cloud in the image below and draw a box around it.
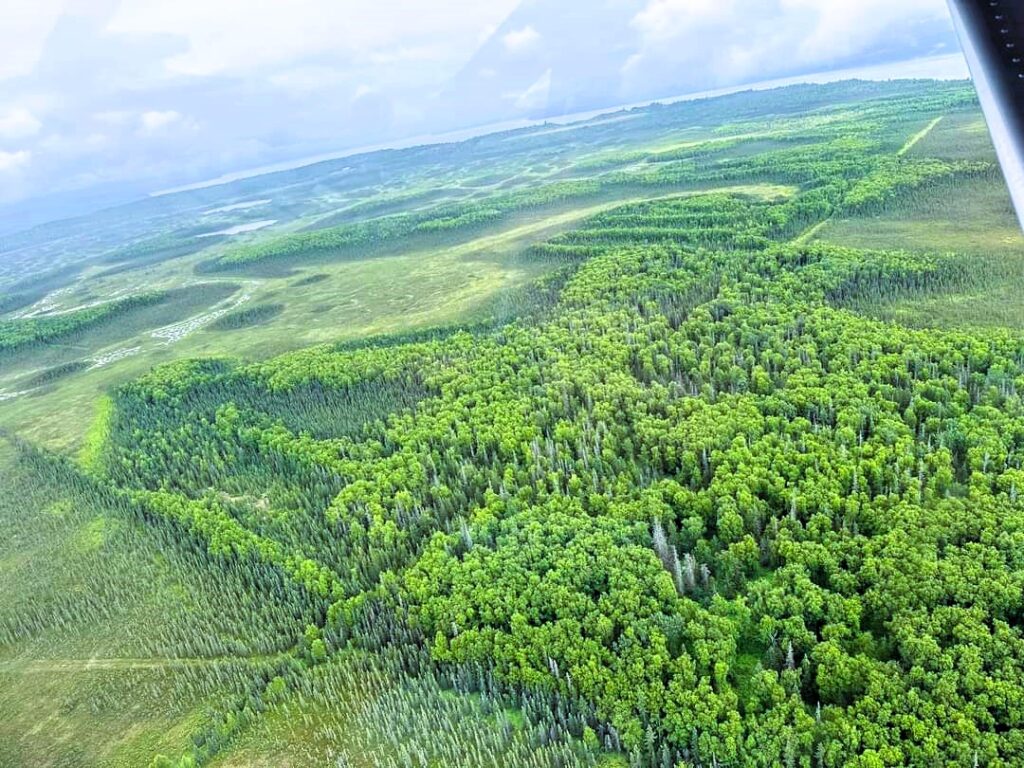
[479,23,499,45]
[782,0,949,63]
[139,110,195,134]
[106,0,521,77]
[370,46,448,66]
[503,25,540,54]
[631,0,735,43]
[269,65,349,93]
[632,0,949,49]
[140,110,181,131]
[0,108,42,140]
[352,84,375,101]
[510,68,552,112]
[0,0,63,80]
[625,0,952,94]
[0,150,32,173]
[93,110,136,127]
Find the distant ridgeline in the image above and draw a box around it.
[203,80,982,274]
[18,80,1024,767]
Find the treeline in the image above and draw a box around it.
[208,303,284,331]
[0,291,168,355]
[206,179,608,271]
[0,437,320,659]
[842,157,992,213]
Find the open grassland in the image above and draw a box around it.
[906,108,998,161]
[0,444,308,768]
[816,170,1024,329]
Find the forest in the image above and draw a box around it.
[3,79,1024,767]
[0,292,168,356]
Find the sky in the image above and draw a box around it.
[0,0,963,224]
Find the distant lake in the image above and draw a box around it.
[197,220,277,237]
[203,199,272,216]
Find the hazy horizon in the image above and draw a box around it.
[1,0,965,230]
[152,53,972,199]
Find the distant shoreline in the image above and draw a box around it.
[152,53,970,198]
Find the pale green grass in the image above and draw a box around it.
[852,282,1024,330]
[0,451,308,768]
[897,116,943,157]
[817,174,1024,330]
[0,664,220,768]
[816,175,1023,258]
[906,110,997,162]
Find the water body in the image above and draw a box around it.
[197,220,278,237]
[203,199,272,216]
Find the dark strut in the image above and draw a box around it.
[948,0,1024,228]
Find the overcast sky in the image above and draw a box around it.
[0,0,962,217]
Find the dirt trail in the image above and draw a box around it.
[793,115,949,247]
[897,116,944,157]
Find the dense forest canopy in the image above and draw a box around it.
[3,79,1024,767]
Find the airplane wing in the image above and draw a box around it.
[947,0,1024,229]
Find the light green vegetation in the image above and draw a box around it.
[816,155,1024,328]
[8,78,1024,768]
[906,109,998,161]
[0,292,169,355]
[208,304,285,331]
[0,442,610,768]
[211,651,625,768]
[0,445,310,768]
[896,116,943,157]
[811,99,1023,335]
